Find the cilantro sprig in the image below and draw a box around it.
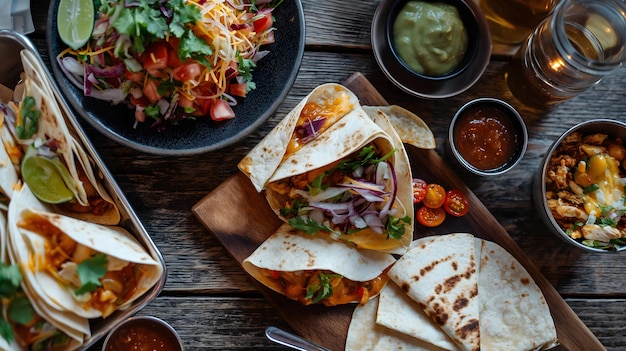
[306,272,342,304]
[75,254,108,296]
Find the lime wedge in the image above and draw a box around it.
[57,0,95,50]
[21,146,75,204]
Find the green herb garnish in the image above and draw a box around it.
[17,96,41,140]
[75,254,108,295]
[306,272,342,304]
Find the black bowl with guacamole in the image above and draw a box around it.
[371,0,492,98]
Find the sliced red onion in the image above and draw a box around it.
[88,88,127,104]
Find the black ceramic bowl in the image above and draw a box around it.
[47,1,305,155]
[534,119,626,253]
[372,0,492,98]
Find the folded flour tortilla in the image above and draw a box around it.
[242,223,396,306]
[362,105,436,150]
[13,50,120,225]
[476,239,558,351]
[239,84,415,254]
[387,233,480,351]
[7,184,162,320]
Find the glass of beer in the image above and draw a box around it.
[505,0,626,112]
[479,0,560,44]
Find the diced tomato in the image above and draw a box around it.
[230,83,247,97]
[412,178,427,204]
[423,183,446,209]
[130,95,150,108]
[416,206,446,227]
[143,79,162,104]
[141,42,169,75]
[443,189,470,217]
[210,99,235,121]
[253,10,273,33]
[125,69,145,84]
[173,63,202,82]
[194,98,212,116]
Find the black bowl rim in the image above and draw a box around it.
[537,118,626,253]
[448,97,528,176]
[46,0,306,156]
[372,0,492,99]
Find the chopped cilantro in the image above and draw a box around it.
[306,272,342,304]
[583,184,599,194]
[288,216,334,235]
[8,295,35,325]
[386,215,411,240]
[75,254,108,296]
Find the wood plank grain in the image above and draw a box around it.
[193,73,606,351]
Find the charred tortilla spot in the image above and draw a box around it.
[427,302,449,326]
[435,284,442,294]
[411,275,420,282]
[453,296,469,311]
[443,275,460,292]
[452,261,458,270]
[456,318,479,341]
[521,277,530,285]
[400,283,410,293]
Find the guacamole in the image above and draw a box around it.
[393,1,468,76]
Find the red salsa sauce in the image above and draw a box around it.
[105,318,181,351]
[453,104,518,170]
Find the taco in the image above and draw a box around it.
[5,50,120,225]
[0,107,20,208]
[240,84,415,254]
[242,224,396,306]
[7,184,162,319]
[1,210,84,351]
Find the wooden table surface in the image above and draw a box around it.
[26,0,626,350]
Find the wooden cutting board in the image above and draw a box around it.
[192,72,604,351]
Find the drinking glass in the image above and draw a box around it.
[479,0,560,44]
[505,0,626,112]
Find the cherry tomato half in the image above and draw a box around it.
[423,183,446,208]
[443,189,470,217]
[412,178,427,204]
[417,206,446,227]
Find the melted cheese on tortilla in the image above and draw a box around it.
[286,90,353,155]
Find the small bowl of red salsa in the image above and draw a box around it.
[102,315,184,351]
[448,98,528,176]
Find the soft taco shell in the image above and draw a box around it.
[239,83,362,192]
[7,185,162,319]
[242,224,396,306]
[20,50,120,225]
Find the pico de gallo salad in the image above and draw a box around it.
[57,0,282,129]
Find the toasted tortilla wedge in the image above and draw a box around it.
[387,233,480,351]
[242,223,396,306]
[477,239,558,351]
[346,295,450,351]
[362,105,436,149]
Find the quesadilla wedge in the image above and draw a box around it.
[7,185,162,319]
[346,295,451,351]
[387,233,480,351]
[6,50,120,225]
[476,239,558,351]
[242,224,396,306]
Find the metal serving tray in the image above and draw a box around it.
[0,29,167,350]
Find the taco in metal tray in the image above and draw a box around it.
[1,209,85,351]
[6,184,163,320]
[0,50,120,225]
[242,223,396,306]
[239,84,415,254]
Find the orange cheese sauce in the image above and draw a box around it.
[285,90,353,155]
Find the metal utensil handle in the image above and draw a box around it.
[265,326,333,351]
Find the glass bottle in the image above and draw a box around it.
[505,0,626,112]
